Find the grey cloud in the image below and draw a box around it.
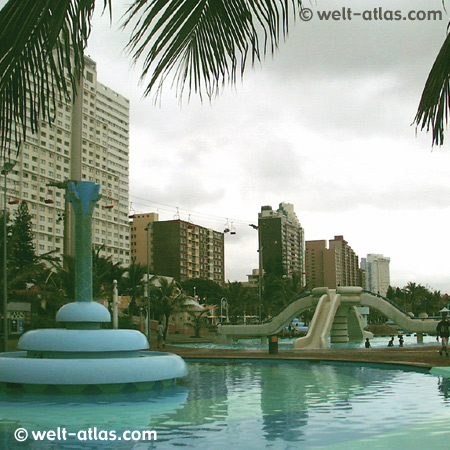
[302,183,450,212]
[241,140,304,194]
[131,172,226,211]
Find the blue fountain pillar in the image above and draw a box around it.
[67,181,100,303]
[56,181,110,328]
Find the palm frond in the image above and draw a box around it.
[0,0,111,157]
[123,0,302,99]
[415,32,450,146]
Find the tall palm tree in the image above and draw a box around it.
[2,2,450,149]
[223,280,258,319]
[121,263,147,315]
[151,276,185,338]
[91,246,126,301]
[0,0,302,156]
[414,30,450,146]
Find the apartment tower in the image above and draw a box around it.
[306,235,361,289]
[360,254,390,297]
[130,215,225,285]
[7,56,130,265]
[258,203,305,283]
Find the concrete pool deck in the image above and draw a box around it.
[160,343,450,369]
[9,334,450,370]
[139,332,450,369]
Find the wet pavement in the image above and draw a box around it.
[9,334,450,369]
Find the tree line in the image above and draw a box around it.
[386,282,448,317]
[7,202,443,334]
[2,202,309,335]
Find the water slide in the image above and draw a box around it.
[360,291,439,333]
[215,287,440,348]
[293,290,341,349]
[215,293,316,344]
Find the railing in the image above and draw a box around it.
[362,290,436,321]
[219,291,312,327]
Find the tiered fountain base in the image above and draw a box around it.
[0,303,188,394]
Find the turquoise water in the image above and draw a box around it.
[172,334,439,350]
[0,360,449,449]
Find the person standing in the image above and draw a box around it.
[437,312,450,356]
[157,321,165,349]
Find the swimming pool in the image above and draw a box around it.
[0,360,448,449]
[171,334,439,351]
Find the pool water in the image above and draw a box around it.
[172,334,439,351]
[0,360,449,449]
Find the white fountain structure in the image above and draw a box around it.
[0,181,188,394]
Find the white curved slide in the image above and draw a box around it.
[215,294,315,343]
[360,292,439,333]
[293,291,341,349]
[215,287,440,348]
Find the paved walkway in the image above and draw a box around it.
[9,333,450,370]
[159,344,450,369]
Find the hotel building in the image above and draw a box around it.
[306,235,361,289]
[360,254,390,297]
[130,214,225,285]
[7,56,130,265]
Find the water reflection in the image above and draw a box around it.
[0,362,446,449]
[437,377,450,400]
[0,387,188,449]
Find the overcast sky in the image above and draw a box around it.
[85,0,450,293]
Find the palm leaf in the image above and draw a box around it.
[0,0,111,158]
[123,0,302,99]
[415,32,450,146]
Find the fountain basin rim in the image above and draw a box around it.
[18,328,150,352]
[56,301,111,323]
[0,351,188,385]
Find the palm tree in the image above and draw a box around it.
[224,281,257,320]
[184,309,209,338]
[121,263,147,316]
[2,2,450,148]
[414,30,450,146]
[0,0,302,156]
[404,282,429,315]
[91,246,126,302]
[151,277,186,338]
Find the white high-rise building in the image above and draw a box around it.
[360,254,390,297]
[7,56,130,266]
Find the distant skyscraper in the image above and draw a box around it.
[329,235,360,287]
[130,215,225,285]
[360,254,390,296]
[306,235,361,289]
[8,56,130,265]
[258,203,305,283]
[130,212,159,269]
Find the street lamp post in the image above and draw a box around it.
[2,161,15,352]
[145,222,153,345]
[112,279,118,329]
[250,224,263,322]
[220,297,228,323]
